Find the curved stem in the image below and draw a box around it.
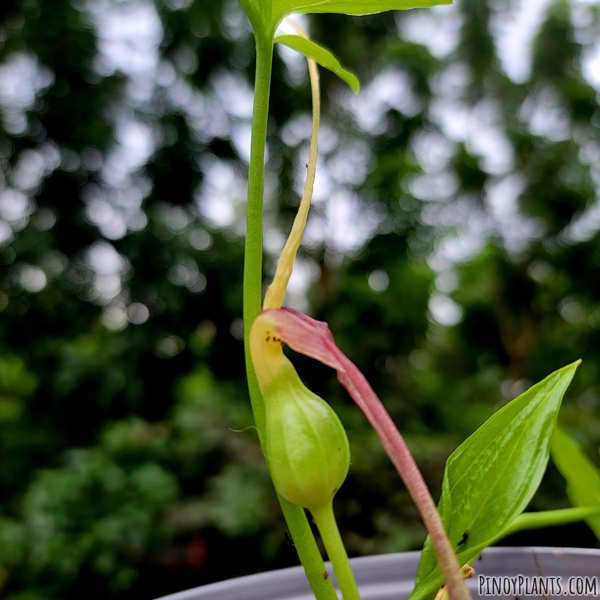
[336,360,471,600]
[263,24,320,311]
[312,502,361,600]
[243,31,337,600]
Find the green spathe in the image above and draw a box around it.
[263,358,350,511]
[410,360,580,600]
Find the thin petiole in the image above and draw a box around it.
[263,21,320,311]
[311,502,361,600]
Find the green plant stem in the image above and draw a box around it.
[242,31,338,600]
[312,502,361,600]
[498,507,600,541]
[279,497,341,598]
[243,32,272,437]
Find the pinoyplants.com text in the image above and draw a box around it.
[478,575,598,597]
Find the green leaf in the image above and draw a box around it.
[277,0,451,20]
[551,427,600,540]
[275,35,360,92]
[409,361,580,600]
[240,0,452,37]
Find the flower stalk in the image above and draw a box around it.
[248,29,362,598]
[312,503,361,600]
[243,31,273,441]
[243,24,339,600]
[263,22,320,311]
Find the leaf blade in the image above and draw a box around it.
[551,427,600,539]
[275,35,360,92]
[278,0,451,20]
[409,361,580,600]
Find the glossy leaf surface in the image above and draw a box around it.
[410,361,580,600]
[275,35,360,92]
[240,0,452,37]
[275,0,450,19]
[551,427,600,539]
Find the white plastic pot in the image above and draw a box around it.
[155,547,600,600]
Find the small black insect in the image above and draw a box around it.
[284,531,295,547]
[457,529,469,547]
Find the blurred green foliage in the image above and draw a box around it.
[1,0,600,598]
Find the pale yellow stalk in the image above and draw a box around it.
[263,21,320,310]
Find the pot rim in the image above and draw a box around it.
[155,546,600,600]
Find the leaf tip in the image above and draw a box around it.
[565,358,582,373]
[552,359,582,378]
